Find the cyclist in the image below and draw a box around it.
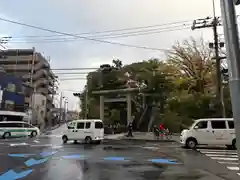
[159,123,166,138]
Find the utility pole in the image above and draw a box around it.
[59,92,64,123]
[50,77,57,128]
[220,0,240,167]
[63,99,68,123]
[192,16,226,117]
[85,86,88,119]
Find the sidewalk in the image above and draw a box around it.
[121,132,180,142]
[104,133,125,140]
[41,123,66,135]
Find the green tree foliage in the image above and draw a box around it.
[79,38,232,132]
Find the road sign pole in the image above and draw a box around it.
[220,0,240,166]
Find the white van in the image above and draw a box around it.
[180,118,236,149]
[0,121,40,138]
[62,119,104,144]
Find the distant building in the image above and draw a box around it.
[0,71,25,112]
[0,48,56,124]
[31,93,47,129]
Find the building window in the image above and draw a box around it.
[42,100,45,106]
[7,83,16,92]
[4,100,15,110]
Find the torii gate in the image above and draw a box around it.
[92,88,145,125]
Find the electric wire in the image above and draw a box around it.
[0,17,171,52]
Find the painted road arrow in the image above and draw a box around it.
[8,154,35,158]
[0,169,33,180]
[24,158,48,167]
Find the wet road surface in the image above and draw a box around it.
[0,127,239,179]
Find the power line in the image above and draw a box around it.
[55,72,89,75]
[59,78,86,81]
[52,67,98,71]
[8,26,191,44]
[0,17,171,52]
[5,20,193,39]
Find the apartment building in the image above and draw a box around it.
[0,71,25,112]
[0,48,56,124]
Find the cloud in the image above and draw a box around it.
[0,0,228,111]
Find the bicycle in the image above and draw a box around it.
[164,131,172,140]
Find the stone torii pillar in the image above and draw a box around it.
[100,95,104,121]
[126,93,132,125]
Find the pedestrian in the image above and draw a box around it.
[153,125,159,139]
[127,122,133,137]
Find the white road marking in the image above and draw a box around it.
[227,166,239,171]
[199,151,237,155]
[52,145,62,149]
[197,148,240,176]
[205,154,238,158]
[10,143,29,147]
[33,140,40,143]
[218,161,238,165]
[211,157,238,161]
[30,144,53,147]
[197,149,236,152]
[142,147,159,150]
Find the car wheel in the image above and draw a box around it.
[62,135,68,144]
[232,139,236,150]
[30,131,37,138]
[85,136,92,144]
[96,140,102,144]
[186,138,197,149]
[3,132,11,139]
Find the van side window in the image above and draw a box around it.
[85,122,91,129]
[228,121,234,129]
[195,121,207,129]
[95,122,103,129]
[211,121,226,129]
[77,122,85,129]
[23,123,33,128]
[68,122,75,129]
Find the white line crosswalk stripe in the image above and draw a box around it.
[197,149,240,176]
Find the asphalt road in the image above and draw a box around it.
[0,126,239,180]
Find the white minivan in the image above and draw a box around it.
[0,121,40,138]
[62,119,104,144]
[180,118,236,149]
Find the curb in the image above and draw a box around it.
[120,138,176,143]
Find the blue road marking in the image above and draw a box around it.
[62,155,86,159]
[25,158,48,167]
[8,154,35,158]
[40,151,58,157]
[0,169,33,180]
[150,158,177,164]
[103,157,128,161]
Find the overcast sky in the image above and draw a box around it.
[0,0,239,111]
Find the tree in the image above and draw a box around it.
[78,38,233,131]
[168,38,215,94]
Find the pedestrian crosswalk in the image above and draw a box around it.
[197,149,240,176]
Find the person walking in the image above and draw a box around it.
[127,122,133,137]
[153,125,159,139]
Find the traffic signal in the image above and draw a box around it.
[73,93,81,97]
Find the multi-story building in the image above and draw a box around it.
[0,71,25,112]
[0,48,56,125]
